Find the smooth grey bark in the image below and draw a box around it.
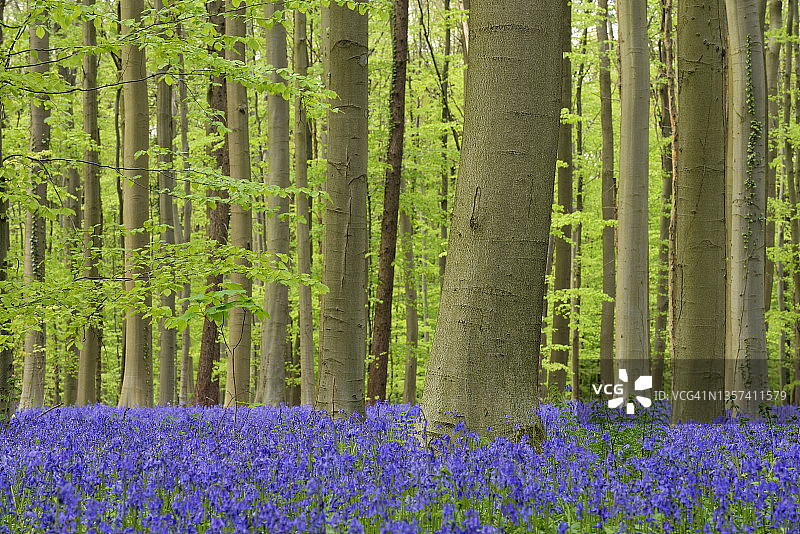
[791,0,800,404]
[19,15,50,412]
[597,0,616,387]
[419,0,560,442]
[156,0,177,406]
[225,0,253,406]
[724,0,769,414]
[257,1,290,407]
[294,10,315,406]
[550,0,572,393]
[77,0,102,407]
[314,1,369,418]
[118,0,153,408]
[616,0,651,387]
[671,0,726,423]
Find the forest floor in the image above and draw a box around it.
[0,401,798,533]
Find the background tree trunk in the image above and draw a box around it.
[550,0,572,393]
[597,0,616,388]
[0,0,12,418]
[118,0,153,408]
[19,13,50,412]
[671,0,726,423]
[258,1,291,407]
[419,0,560,442]
[400,177,418,404]
[77,0,102,406]
[315,1,369,417]
[294,10,315,406]
[368,0,409,402]
[225,0,253,406]
[725,0,769,414]
[616,0,651,389]
[156,0,177,406]
[195,0,229,407]
[178,39,194,406]
[765,0,782,313]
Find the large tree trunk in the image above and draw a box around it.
[0,0,13,418]
[597,0,616,388]
[400,177,418,405]
[419,0,560,442]
[118,0,153,408]
[195,0,229,407]
[549,0,572,393]
[671,0,726,423]
[315,1,369,417]
[257,1,291,407]
[725,0,769,414]
[178,39,194,406]
[294,10,315,406]
[367,0,409,402]
[77,0,102,407]
[19,14,50,412]
[616,0,651,391]
[225,0,253,406]
[156,0,177,406]
[765,0,782,313]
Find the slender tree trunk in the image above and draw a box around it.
[439,0,450,284]
[571,29,588,401]
[294,10,315,406]
[725,0,769,414]
[616,0,651,389]
[315,1,369,417]
[19,14,50,411]
[155,0,177,406]
[257,1,291,407]
[178,39,194,406]
[550,0,572,393]
[765,0,782,313]
[652,0,674,399]
[118,0,153,408]
[0,0,12,418]
[419,0,559,442]
[597,0,616,388]
[368,0,409,402]
[400,177,418,404]
[778,179,787,401]
[77,0,102,406]
[785,1,797,404]
[225,0,253,406]
[792,0,800,404]
[671,0,726,423]
[195,0,229,407]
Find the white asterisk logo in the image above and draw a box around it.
[608,368,652,414]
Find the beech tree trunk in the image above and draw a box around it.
[368,0,409,402]
[77,0,102,406]
[225,0,253,406]
[258,1,290,407]
[19,14,50,412]
[294,10,315,406]
[315,1,369,417]
[178,41,194,406]
[400,178,418,404]
[616,0,651,389]
[764,0,781,313]
[156,0,177,406]
[671,0,726,423]
[597,0,616,388]
[118,0,153,408]
[725,0,769,414]
[550,0,572,393]
[0,0,12,418]
[419,0,560,442]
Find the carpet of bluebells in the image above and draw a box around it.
[0,401,798,533]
